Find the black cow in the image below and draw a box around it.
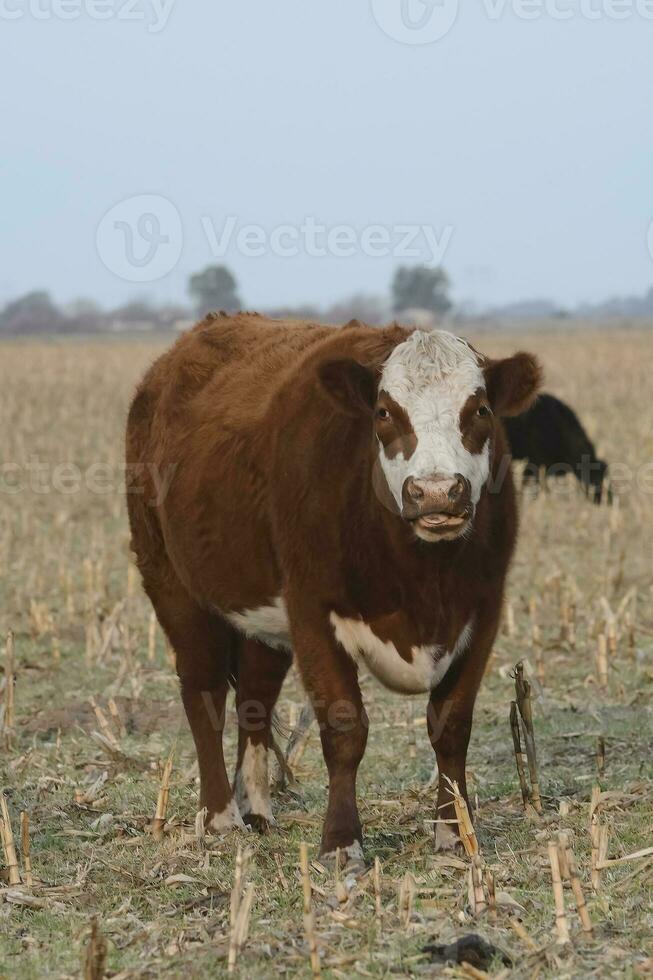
[503,393,610,504]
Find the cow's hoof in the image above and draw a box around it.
[434,822,464,854]
[206,800,248,834]
[242,812,276,834]
[319,840,366,875]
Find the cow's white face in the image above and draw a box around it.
[375,331,492,541]
[317,327,542,544]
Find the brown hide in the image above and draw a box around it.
[126,312,534,858]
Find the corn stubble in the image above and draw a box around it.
[0,330,651,977]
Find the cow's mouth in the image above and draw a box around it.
[411,508,472,540]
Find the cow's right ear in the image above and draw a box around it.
[318,359,376,415]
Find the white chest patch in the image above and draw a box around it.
[224,597,292,651]
[330,612,474,695]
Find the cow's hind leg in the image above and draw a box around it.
[144,575,242,831]
[234,638,292,831]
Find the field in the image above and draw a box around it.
[1,328,652,979]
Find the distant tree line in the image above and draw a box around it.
[0,263,454,336]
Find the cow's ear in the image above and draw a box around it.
[484,352,542,417]
[318,359,376,415]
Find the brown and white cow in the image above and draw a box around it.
[126,313,541,864]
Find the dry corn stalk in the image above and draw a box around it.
[228,846,254,974]
[624,612,636,659]
[89,697,120,750]
[107,698,126,739]
[407,705,416,760]
[596,736,606,778]
[513,662,543,813]
[595,634,608,689]
[83,917,107,980]
[20,811,33,888]
[127,562,138,599]
[75,771,108,807]
[65,571,75,621]
[548,840,570,944]
[459,961,491,980]
[591,821,610,891]
[29,599,49,636]
[233,883,254,959]
[468,856,486,916]
[607,620,617,657]
[374,856,382,920]
[528,596,544,680]
[485,869,497,923]
[398,871,416,927]
[561,839,593,934]
[596,845,653,869]
[2,631,16,746]
[560,592,569,643]
[556,831,571,881]
[299,842,321,978]
[150,747,174,840]
[509,701,530,808]
[48,615,61,662]
[504,600,516,637]
[230,844,246,928]
[528,596,539,644]
[508,915,538,951]
[444,777,479,856]
[589,784,601,824]
[0,794,21,885]
[228,844,247,971]
[567,596,577,648]
[195,806,207,847]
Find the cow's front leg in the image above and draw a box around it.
[427,631,494,852]
[291,614,368,868]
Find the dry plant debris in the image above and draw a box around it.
[0,330,651,977]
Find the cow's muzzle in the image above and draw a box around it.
[402,474,473,540]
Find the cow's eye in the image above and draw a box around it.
[477,405,491,418]
[376,407,391,421]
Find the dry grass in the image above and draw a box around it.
[1,329,652,978]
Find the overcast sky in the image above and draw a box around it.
[2,0,652,312]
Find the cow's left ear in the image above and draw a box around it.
[484,352,542,417]
[318,359,377,415]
